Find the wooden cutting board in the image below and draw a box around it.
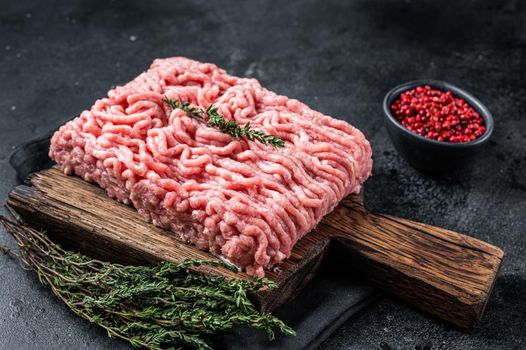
[7,168,503,328]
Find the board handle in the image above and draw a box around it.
[319,197,504,328]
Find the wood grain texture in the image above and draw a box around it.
[7,168,503,328]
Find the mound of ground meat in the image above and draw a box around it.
[49,57,372,276]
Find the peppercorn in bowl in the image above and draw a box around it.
[383,80,494,174]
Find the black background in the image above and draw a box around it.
[1,0,525,349]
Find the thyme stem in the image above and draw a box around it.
[163,98,285,148]
[0,217,295,349]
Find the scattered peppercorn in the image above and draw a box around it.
[391,85,486,143]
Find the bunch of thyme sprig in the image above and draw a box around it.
[163,98,285,148]
[0,217,295,349]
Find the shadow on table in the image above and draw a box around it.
[472,274,526,341]
[216,255,380,350]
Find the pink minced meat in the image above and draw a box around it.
[49,57,372,276]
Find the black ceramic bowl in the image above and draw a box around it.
[383,80,494,174]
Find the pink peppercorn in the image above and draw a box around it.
[391,85,486,143]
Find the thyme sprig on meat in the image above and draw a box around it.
[0,217,295,350]
[163,97,285,148]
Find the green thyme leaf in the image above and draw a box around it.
[0,217,295,350]
[163,97,285,148]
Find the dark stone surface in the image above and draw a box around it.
[0,0,524,349]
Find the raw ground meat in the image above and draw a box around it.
[49,57,372,276]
